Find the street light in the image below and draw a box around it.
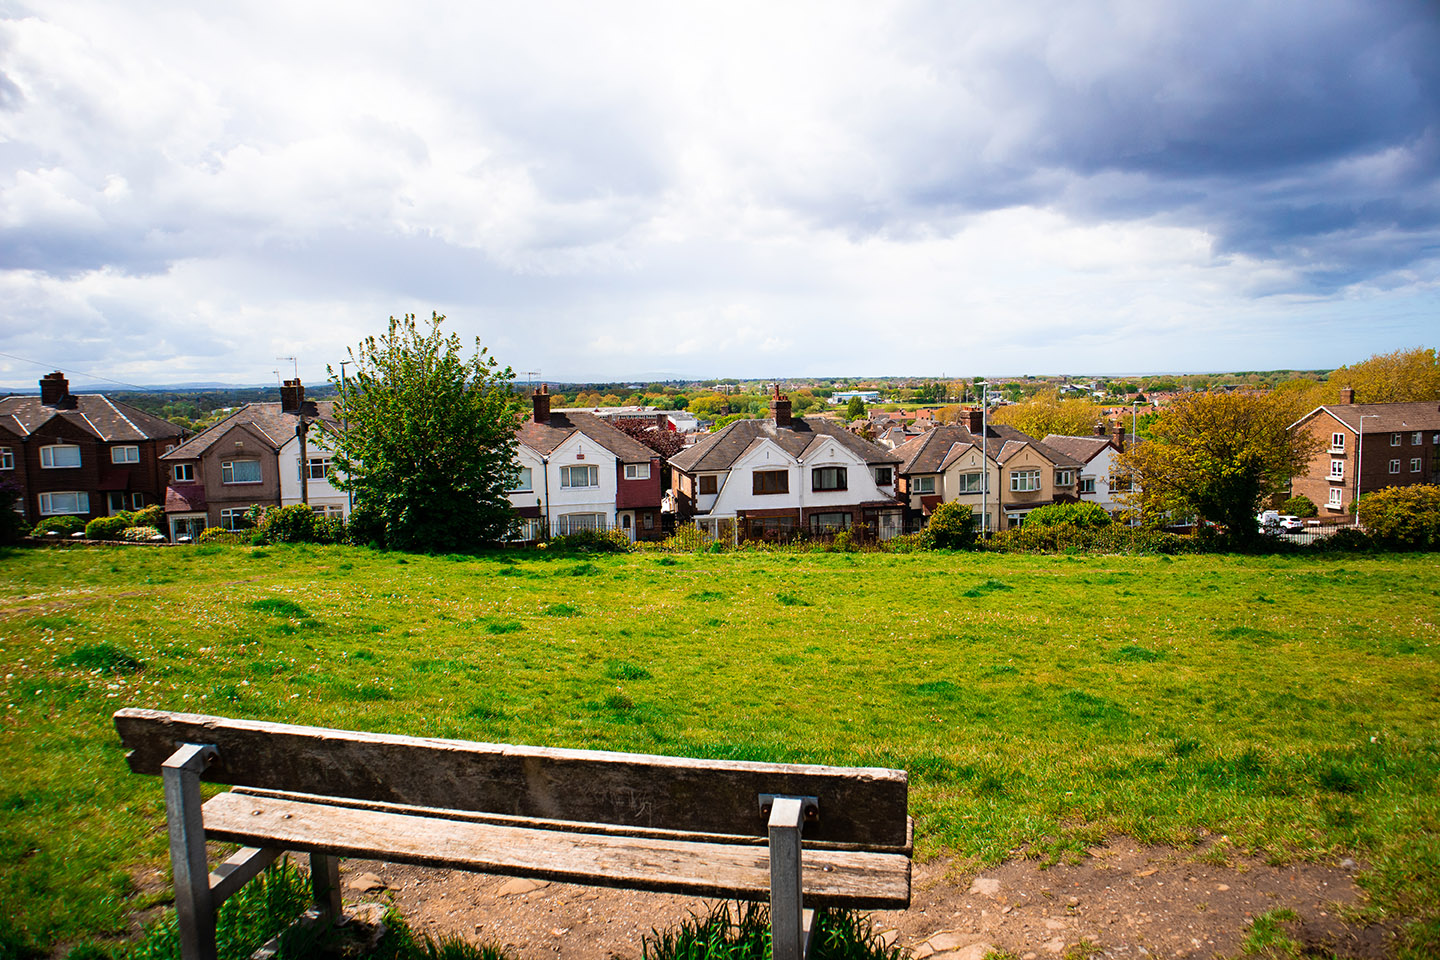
[339,360,353,515]
[979,381,989,537]
[1355,414,1378,525]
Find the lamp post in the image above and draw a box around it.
[1355,414,1377,525]
[979,381,989,537]
[339,360,353,515]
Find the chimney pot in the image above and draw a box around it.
[770,385,792,427]
[1111,420,1125,452]
[965,407,984,433]
[280,378,305,413]
[1093,421,1106,437]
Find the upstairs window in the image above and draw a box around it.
[173,463,194,483]
[509,467,533,492]
[40,444,81,468]
[912,476,936,495]
[1329,460,1345,480]
[874,466,893,486]
[111,445,140,464]
[698,475,718,495]
[752,469,789,495]
[0,447,11,470]
[301,457,332,480]
[1010,469,1042,492]
[1078,477,1096,495]
[812,466,847,491]
[624,463,651,480]
[1391,433,1402,446]
[1412,458,1423,473]
[221,459,262,484]
[1055,469,1075,486]
[1413,432,1423,445]
[561,464,598,488]
[1330,432,1345,451]
[956,472,984,494]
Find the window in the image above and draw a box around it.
[956,472,984,494]
[1328,488,1343,507]
[311,504,345,519]
[108,492,128,512]
[1055,469,1075,486]
[111,445,140,464]
[912,476,935,495]
[811,466,847,491]
[173,463,194,482]
[301,457,332,481]
[809,512,852,533]
[1412,458,1423,473]
[698,475,718,495]
[624,463,651,480]
[0,447,11,470]
[746,515,795,541]
[39,491,89,515]
[1391,433,1402,446]
[40,444,81,468]
[1413,432,1423,445]
[557,512,605,534]
[1330,432,1345,452]
[1111,475,1133,492]
[509,467,533,492]
[1329,459,1345,480]
[643,512,654,530]
[1389,459,1401,474]
[221,460,262,484]
[132,493,144,509]
[752,469,789,495]
[1010,469,1042,492]
[220,507,251,530]
[874,466,893,486]
[561,464,598,488]
[1079,477,1096,495]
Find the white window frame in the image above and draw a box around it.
[1413,432,1423,445]
[912,476,936,495]
[1329,459,1345,480]
[1010,469,1042,492]
[132,492,144,509]
[1078,476,1096,495]
[1330,432,1345,452]
[220,507,251,530]
[111,445,140,464]
[956,472,985,494]
[221,459,262,484]
[173,463,194,483]
[39,491,89,515]
[1055,469,1074,486]
[0,447,11,470]
[623,463,651,481]
[560,464,599,488]
[557,512,605,534]
[1328,488,1343,507]
[1391,433,1402,446]
[300,456,332,481]
[40,444,81,469]
[509,466,533,492]
[1411,458,1422,473]
[1389,459,1401,474]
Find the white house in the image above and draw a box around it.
[278,428,349,519]
[1043,423,1132,517]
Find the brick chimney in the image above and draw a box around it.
[965,407,985,434]
[40,371,74,408]
[1340,386,1355,405]
[1093,421,1106,437]
[770,384,792,427]
[1111,420,1126,452]
[279,378,305,413]
[532,383,551,424]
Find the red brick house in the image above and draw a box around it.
[1289,389,1440,515]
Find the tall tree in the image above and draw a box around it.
[1328,346,1440,403]
[846,395,867,420]
[990,390,1103,438]
[1115,392,1320,546]
[328,313,522,551]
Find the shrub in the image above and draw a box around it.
[1357,484,1440,550]
[31,515,86,538]
[122,525,163,542]
[197,527,246,545]
[1317,526,1374,552]
[134,504,167,528]
[884,530,931,553]
[546,527,633,553]
[0,479,25,545]
[983,524,1191,555]
[657,524,716,553]
[259,504,322,544]
[1023,501,1112,528]
[85,516,130,540]
[1281,495,1318,518]
[927,502,977,549]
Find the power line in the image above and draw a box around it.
[0,350,153,391]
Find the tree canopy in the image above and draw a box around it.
[845,396,867,420]
[989,390,1105,439]
[1115,392,1320,546]
[328,313,523,551]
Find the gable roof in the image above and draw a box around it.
[517,410,656,463]
[1291,401,1440,434]
[1042,435,1116,465]
[162,401,337,460]
[0,394,186,442]
[892,423,1085,473]
[670,416,898,473]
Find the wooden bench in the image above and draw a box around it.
[115,709,911,960]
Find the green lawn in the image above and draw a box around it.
[2,544,1438,955]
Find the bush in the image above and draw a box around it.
[927,502,976,549]
[1023,501,1112,528]
[85,515,130,540]
[984,523,1192,555]
[1357,484,1440,550]
[883,531,931,553]
[545,527,633,553]
[1314,526,1374,552]
[31,515,86,538]
[1281,495,1318,518]
[259,504,322,544]
[134,504,166,527]
[657,524,717,553]
[198,527,246,545]
[122,525,163,542]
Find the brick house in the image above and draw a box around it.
[1289,390,1440,516]
[0,372,186,524]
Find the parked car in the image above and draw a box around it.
[1277,515,1306,532]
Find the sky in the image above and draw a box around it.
[0,0,1437,390]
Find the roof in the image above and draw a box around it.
[670,416,899,473]
[1042,435,1116,464]
[1292,401,1440,434]
[0,394,186,442]
[891,423,1085,474]
[517,410,656,463]
[162,401,337,460]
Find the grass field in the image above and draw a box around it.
[1,544,1437,956]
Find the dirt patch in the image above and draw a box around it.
[339,839,1394,959]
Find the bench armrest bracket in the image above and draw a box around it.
[163,743,219,960]
[767,795,818,960]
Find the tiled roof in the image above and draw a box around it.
[1299,402,1440,434]
[670,416,899,473]
[162,402,337,460]
[0,394,186,442]
[517,411,656,463]
[1041,435,1116,464]
[891,423,1085,473]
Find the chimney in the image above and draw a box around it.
[1340,386,1355,405]
[769,383,792,427]
[1093,421,1107,437]
[532,383,551,424]
[40,371,73,408]
[965,407,985,434]
[280,378,305,413]
[1111,419,1125,452]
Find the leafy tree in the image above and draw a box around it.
[846,396,867,420]
[688,394,729,419]
[610,418,685,459]
[990,390,1103,439]
[1328,346,1440,403]
[1357,485,1440,549]
[1281,495,1318,518]
[0,479,25,544]
[1023,502,1112,528]
[926,501,976,549]
[1115,392,1321,546]
[328,313,523,551]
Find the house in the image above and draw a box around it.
[160,380,343,540]
[1288,389,1440,515]
[669,388,903,542]
[891,409,1085,531]
[512,386,664,541]
[1043,421,1131,517]
[0,372,186,524]
[829,390,882,406]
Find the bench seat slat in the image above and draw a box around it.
[202,791,911,909]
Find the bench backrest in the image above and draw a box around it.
[115,709,908,848]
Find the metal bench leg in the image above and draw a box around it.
[162,743,218,960]
[309,852,343,921]
[768,796,806,960]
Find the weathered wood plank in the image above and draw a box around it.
[115,709,908,847]
[201,790,912,909]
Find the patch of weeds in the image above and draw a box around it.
[1057,689,1128,724]
[1214,626,1280,645]
[689,590,724,601]
[56,643,143,674]
[602,692,635,711]
[1239,907,1300,957]
[1105,644,1167,663]
[28,613,79,631]
[248,549,269,559]
[483,619,523,635]
[1170,736,1201,758]
[126,860,311,960]
[775,592,810,607]
[702,617,726,627]
[1253,593,1276,604]
[211,683,242,703]
[543,603,580,617]
[605,659,651,681]
[981,663,1019,677]
[642,900,903,960]
[348,649,378,662]
[962,578,1014,598]
[465,698,509,720]
[655,556,679,566]
[559,563,600,577]
[246,598,309,618]
[1062,940,1104,960]
[911,679,963,699]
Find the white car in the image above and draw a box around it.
[1277,515,1306,532]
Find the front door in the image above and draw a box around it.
[108,492,128,516]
